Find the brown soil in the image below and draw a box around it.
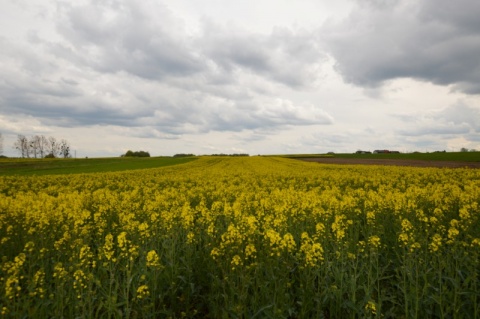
[298,158,480,168]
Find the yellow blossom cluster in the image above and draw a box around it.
[0,156,479,317]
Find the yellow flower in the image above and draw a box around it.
[245,244,257,259]
[459,207,470,221]
[315,222,326,235]
[53,263,68,280]
[73,270,88,299]
[300,232,324,267]
[210,247,221,260]
[368,235,381,249]
[265,229,282,257]
[429,234,442,252]
[409,242,421,252]
[103,233,115,262]
[187,232,195,244]
[398,233,409,246]
[231,255,242,270]
[401,219,413,233]
[447,227,459,244]
[365,300,377,315]
[30,269,46,299]
[146,250,162,269]
[5,276,21,300]
[24,241,35,253]
[117,232,128,250]
[136,285,150,299]
[471,238,480,248]
[280,233,296,253]
[366,211,375,225]
[357,240,366,253]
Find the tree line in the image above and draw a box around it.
[14,135,72,158]
[121,150,150,157]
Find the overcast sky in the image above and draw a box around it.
[1,0,480,157]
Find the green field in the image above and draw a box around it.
[0,156,197,176]
[283,152,480,162]
[2,152,478,176]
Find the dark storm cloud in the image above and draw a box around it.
[324,0,480,94]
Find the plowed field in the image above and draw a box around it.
[298,157,480,168]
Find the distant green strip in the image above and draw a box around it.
[0,157,197,176]
[282,152,479,162]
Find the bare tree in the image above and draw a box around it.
[0,132,3,156]
[38,135,48,158]
[29,135,42,158]
[47,136,60,157]
[59,139,71,158]
[14,135,29,158]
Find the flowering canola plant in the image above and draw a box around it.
[0,156,479,318]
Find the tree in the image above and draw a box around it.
[38,135,48,158]
[47,136,60,158]
[0,132,3,156]
[14,135,29,158]
[13,134,71,158]
[122,150,150,157]
[59,139,71,158]
[29,135,43,158]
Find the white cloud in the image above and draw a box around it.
[1,0,479,157]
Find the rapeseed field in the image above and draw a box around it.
[0,157,479,318]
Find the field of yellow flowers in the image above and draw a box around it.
[1,156,479,318]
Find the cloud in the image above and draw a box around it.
[201,23,326,88]
[397,123,471,137]
[0,0,333,140]
[395,102,480,142]
[55,0,205,80]
[205,98,334,132]
[324,0,480,94]
[4,0,477,157]
[432,102,480,128]
[55,0,327,89]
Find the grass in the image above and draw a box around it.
[0,156,197,176]
[283,152,480,162]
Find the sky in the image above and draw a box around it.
[1,0,480,157]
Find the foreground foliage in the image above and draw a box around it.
[0,157,479,318]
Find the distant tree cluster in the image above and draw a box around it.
[173,153,195,157]
[209,153,250,157]
[14,135,71,158]
[122,150,150,157]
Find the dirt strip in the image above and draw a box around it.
[298,158,480,168]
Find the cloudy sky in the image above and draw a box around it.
[1,0,479,157]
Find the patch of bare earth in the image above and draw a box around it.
[298,158,480,168]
